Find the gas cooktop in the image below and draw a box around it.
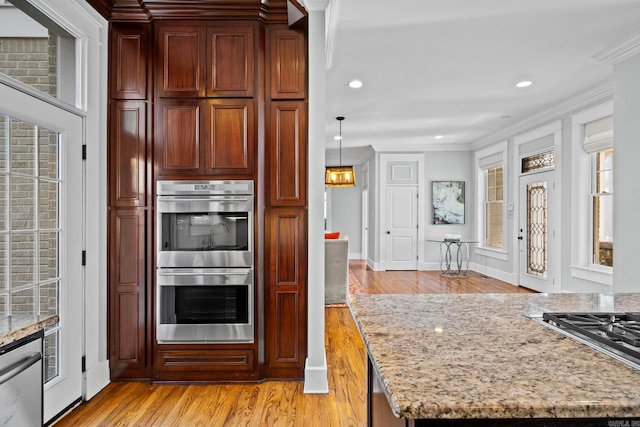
[535,312,640,371]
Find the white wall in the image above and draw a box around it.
[328,165,362,258]
[612,52,640,292]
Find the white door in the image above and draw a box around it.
[361,188,368,261]
[0,83,84,422]
[518,170,559,292]
[385,186,418,270]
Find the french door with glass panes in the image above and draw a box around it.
[0,81,83,422]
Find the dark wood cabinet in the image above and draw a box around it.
[269,29,306,100]
[265,208,306,378]
[206,25,255,97]
[109,101,147,206]
[155,98,204,176]
[110,25,148,100]
[109,208,148,379]
[155,98,256,177]
[268,101,306,206]
[106,4,307,383]
[156,24,206,98]
[205,99,254,175]
[156,22,256,99]
[153,346,257,382]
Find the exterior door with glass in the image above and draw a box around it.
[0,82,83,422]
[518,170,559,293]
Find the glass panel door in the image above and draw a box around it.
[0,81,83,423]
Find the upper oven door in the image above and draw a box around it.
[157,195,253,268]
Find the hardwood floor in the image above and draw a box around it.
[53,262,532,427]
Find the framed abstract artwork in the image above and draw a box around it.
[432,181,465,224]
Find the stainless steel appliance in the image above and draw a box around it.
[0,331,43,427]
[156,180,254,343]
[534,312,640,371]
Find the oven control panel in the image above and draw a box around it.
[157,180,253,196]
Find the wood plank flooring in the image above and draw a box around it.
[53,262,533,427]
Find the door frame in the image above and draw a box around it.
[378,153,424,271]
[512,121,562,291]
[517,170,560,292]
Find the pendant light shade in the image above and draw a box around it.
[326,116,356,187]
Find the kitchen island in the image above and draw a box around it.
[349,293,640,427]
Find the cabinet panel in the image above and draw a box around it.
[109,209,146,378]
[110,101,146,206]
[110,25,147,99]
[207,25,255,97]
[266,208,306,375]
[205,99,254,175]
[269,102,306,206]
[270,29,306,99]
[156,24,205,97]
[155,99,204,176]
[153,347,257,381]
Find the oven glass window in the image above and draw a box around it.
[161,212,249,251]
[173,285,249,324]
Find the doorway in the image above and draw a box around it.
[518,170,559,292]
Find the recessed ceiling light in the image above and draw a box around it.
[516,80,533,88]
[334,135,342,140]
[348,80,363,89]
[434,135,444,139]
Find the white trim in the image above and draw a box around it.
[472,83,612,150]
[468,263,519,286]
[513,121,562,291]
[474,141,509,259]
[474,246,509,261]
[593,30,640,66]
[83,360,110,400]
[569,101,614,287]
[570,265,613,287]
[303,354,329,394]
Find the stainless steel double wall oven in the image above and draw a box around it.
[156,180,254,343]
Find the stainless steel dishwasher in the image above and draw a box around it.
[0,331,43,427]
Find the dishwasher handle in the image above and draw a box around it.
[0,352,41,386]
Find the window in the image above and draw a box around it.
[485,166,503,248]
[584,116,613,268]
[474,141,508,259]
[0,0,76,105]
[570,103,613,286]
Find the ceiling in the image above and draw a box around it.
[324,0,640,165]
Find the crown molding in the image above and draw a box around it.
[593,30,640,65]
[470,83,613,151]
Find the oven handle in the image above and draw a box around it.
[157,269,251,276]
[157,196,251,203]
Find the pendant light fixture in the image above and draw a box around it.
[325,116,356,187]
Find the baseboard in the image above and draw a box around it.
[83,359,110,400]
[468,262,519,285]
[303,355,329,394]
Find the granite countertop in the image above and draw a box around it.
[349,292,640,420]
[0,314,59,348]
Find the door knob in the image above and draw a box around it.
[517,236,523,240]
[386,231,390,234]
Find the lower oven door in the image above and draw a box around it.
[156,268,253,343]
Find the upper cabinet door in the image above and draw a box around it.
[205,99,254,176]
[269,29,306,100]
[155,98,204,176]
[110,25,148,100]
[206,25,255,98]
[156,24,206,98]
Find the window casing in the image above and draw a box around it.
[570,102,613,287]
[474,141,508,260]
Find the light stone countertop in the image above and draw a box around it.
[348,292,640,420]
[0,314,59,348]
